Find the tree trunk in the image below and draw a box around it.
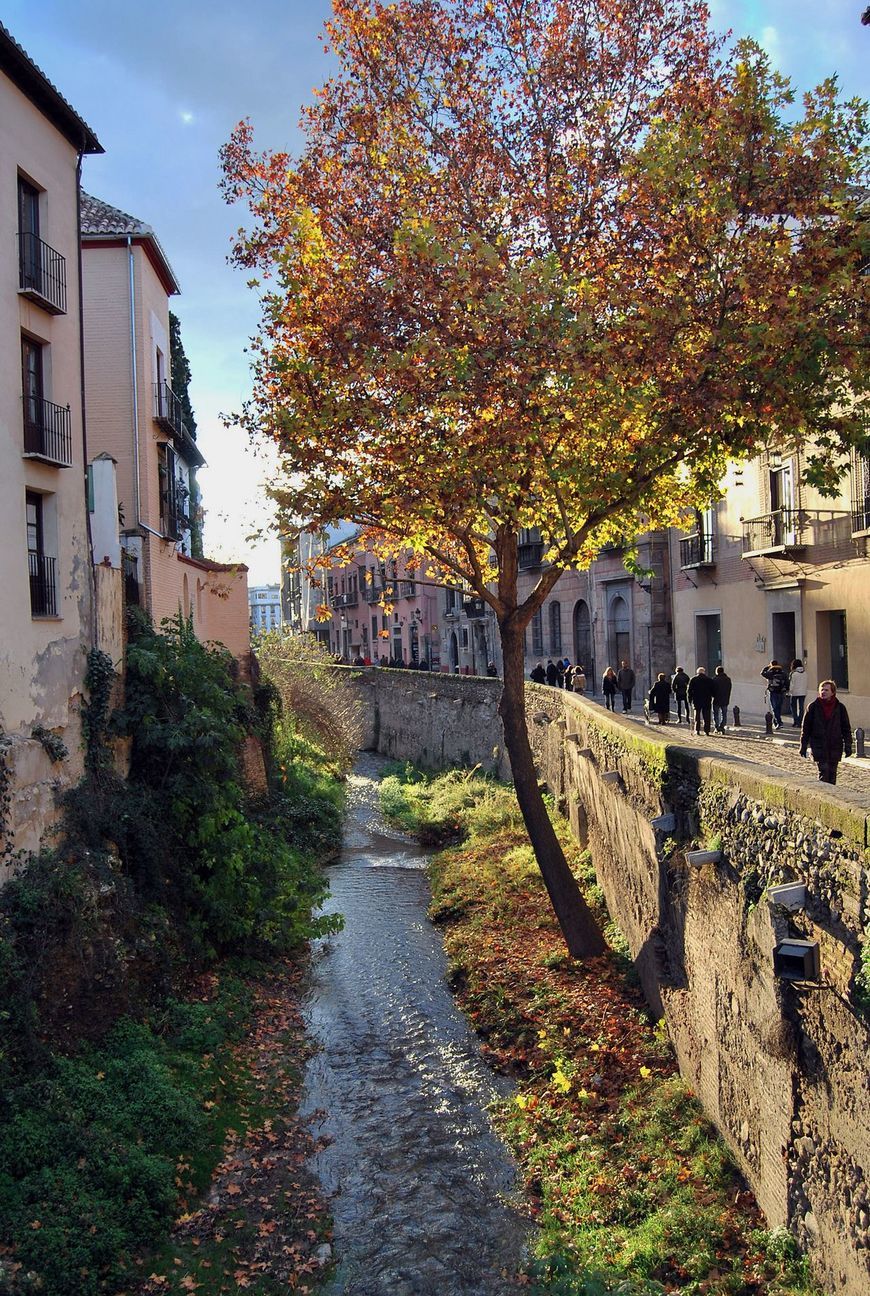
[497,619,606,959]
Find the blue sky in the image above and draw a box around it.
[5,2,867,584]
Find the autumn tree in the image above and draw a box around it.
[221,0,868,957]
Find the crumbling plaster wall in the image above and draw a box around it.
[345,666,870,1292]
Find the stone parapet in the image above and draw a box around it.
[341,666,870,1292]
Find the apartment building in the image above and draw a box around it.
[0,25,102,857]
[513,529,674,696]
[315,532,440,666]
[670,447,870,726]
[249,583,282,634]
[80,194,251,665]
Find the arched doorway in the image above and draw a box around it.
[573,599,594,691]
[607,593,631,669]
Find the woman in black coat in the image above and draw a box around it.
[800,680,852,784]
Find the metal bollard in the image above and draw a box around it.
[765,711,773,735]
[857,728,865,759]
[732,705,741,727]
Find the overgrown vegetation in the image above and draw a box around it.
[0,612,344,1294]
[254,630,363,777]
[382,767,818,1295]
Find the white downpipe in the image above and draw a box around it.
[127,235,142,526]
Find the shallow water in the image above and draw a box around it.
[300,753,533,1295]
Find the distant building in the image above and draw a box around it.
[249,583,282,634]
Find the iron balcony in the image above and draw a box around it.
[679,532,715,568]
[23,398,73,466]
[29,553,57,617]
[18,232,67,314]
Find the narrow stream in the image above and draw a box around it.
[300,753,533,1295]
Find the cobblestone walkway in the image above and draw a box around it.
[585,700,870,809]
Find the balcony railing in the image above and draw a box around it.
[853,497,870,533]
[742,508,851,557]
[18,232,67,314]
[23,398,73,466]
[679,532,715,568]
[29,553,57,617]
[399,580,416,597]
[363,582,383,603]
[518,542,544,569]
[333,590,359,608]
[154,381,184,436]
[462,596,486,619]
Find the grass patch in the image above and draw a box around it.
[387,765,818,1296]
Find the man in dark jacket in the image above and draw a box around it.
[800,680,852,784]
[761,659,789,729]
[687,667,715,735]
[616,660,636,712]
[712,665,732,733]
[672,667,690,723]
[530,662,546,684]
[545,659,558,686]
[647,674,672,724]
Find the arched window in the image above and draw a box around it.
[573,600,593,687]
[532,608,544,656]
[607,593,630,668]
[549,601,562,656]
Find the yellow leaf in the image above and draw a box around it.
[639,1065,652,1078]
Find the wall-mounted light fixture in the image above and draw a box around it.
[773,939,820,982]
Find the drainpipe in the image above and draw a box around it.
[76,148,97,648]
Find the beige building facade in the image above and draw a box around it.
[670,448,870,728]
[80,194,251,667]
[0,26,102,859]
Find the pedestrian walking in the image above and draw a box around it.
[648,673,672,724]
[712,665,732,733]
[800,680,852,784]
[571,664,587,694]
[616,660,636,712]
[602,667,618,711]
[530,661,546,684]
[671,667,690,724]
[555,659,565,688]
[761,659,789,729]
[688,666,715,735]
[788,658,808,726]
[545,659,558,686]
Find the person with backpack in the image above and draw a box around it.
[761,659,789,729]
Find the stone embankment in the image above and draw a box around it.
[345,667,870,1294]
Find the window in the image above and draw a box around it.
[532,608,544,656]
[27,492,56,616]
[18,177,40,291]
[21,336,72,466]
[852,450,870,533]
[549,601,562,656]
[18,176,66,313]
[158,443,180,538]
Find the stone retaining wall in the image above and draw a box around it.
[345,667,870,1293]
